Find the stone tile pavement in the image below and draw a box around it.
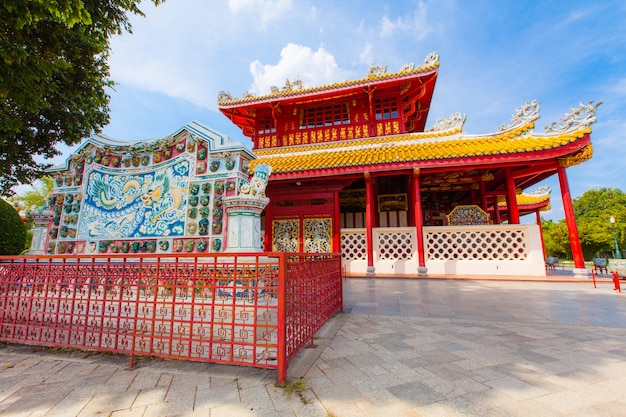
[1,278,626,416]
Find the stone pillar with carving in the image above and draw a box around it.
[224,164,272,252]
[29,208,54,254]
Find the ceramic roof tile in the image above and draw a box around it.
[499,187,552,210]
[250,127,588,174]
[250,101,600,175]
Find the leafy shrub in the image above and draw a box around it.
[0,198,27,255]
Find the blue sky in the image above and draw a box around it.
[38,0,626,221]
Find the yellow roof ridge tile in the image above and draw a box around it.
[249,126,590,174]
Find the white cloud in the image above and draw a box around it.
[228,0,293,28]
[613,78,626,96]
[358,43,374,66]
[107,1,243,110]
[249,43,354,95]
[556,7,597,29]
[380,1,431,40]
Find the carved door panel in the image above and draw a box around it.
[303,218,332,253]
[272,219,300,252]
[272,216,332,253]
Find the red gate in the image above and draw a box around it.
[0,252,342,383]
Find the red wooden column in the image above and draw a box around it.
[493,197,502,224]
[505,168,520,224]
[333,190,342,253]
[557,165,586,272]
[536,209,547,262]
[480,181,488,214]
[412,168,428,275]
[364,172,375,275]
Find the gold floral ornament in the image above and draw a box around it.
[558,144,593,168]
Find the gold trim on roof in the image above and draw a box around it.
[498,185,551,208]
[218,52,440,106]
[249,100,598,175]
[249,126,589,174]
[557,144,593,168]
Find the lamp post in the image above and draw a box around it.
[610,216,622,259]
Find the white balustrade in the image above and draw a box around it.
[341,224,546,276]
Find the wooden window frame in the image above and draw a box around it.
[374,96,399,120]
[258,115,276,135]
[300,103,349,130]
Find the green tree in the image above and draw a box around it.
[541,218,571,260]
[573,188,625,259]
[541,188,625,260]
[9,177,55,252]
[0,0,163,195]
[10,176,55,215]
[0,198,27,255]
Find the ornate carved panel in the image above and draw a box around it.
[272,219,299,252]
[304,218,332,253]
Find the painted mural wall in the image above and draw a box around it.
[43,122,255,255]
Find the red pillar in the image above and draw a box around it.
[558,165,585,269]
[412,168,427,275]
[506,168,520,224]
[333,190,341,253]
[536,209,547,261]
[494,197,502,224]
[365,172,375,274]
[480,181,488,214]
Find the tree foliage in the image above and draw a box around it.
[542,188,626,259]
[0,198,27,255]
[541,219,571,259]
[10,176,54,214]
[0,0,163,195]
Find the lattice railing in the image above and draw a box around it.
[285,254,343,361]
[340,230,367,260]
[0,253,342,383]
[377,230,415,260]
[425,227,528,260]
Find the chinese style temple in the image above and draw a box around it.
[217,52,599,278]
[35,52,599,278]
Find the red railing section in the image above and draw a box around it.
[0,252,342,383]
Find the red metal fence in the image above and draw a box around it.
[0,252,342,383]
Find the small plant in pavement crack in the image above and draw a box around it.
[277,378,309,404]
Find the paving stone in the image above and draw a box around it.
[132,386,168,408]
[129,368,162,390]
[0,388,63,416]
[496,398,568,417]
[110,405,148,416]
[77,390,140,416]
[319,361,367,384]
[387,380,446,406]
[312,382,366,408]
[238,384,276,411]
[2,278,626,416]
[44,393,92,417]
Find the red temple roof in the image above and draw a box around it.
[218,53,440,137]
